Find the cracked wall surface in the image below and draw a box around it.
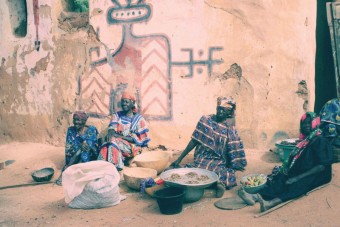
[0,0,317,149]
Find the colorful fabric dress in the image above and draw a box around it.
[186,115,247,188]
[97,111,150,170]
[65,125,99,166]
[319,98,340,137]
[319,98,340,162]
[260,112,333,201]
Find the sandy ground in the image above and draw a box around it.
[0,142,339,227]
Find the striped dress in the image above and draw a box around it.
[186,115,247,188]
[98,111,150,170]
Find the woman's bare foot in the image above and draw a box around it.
[238,189,258,205]
[215,182,225,198]
[257,194,268,212]
[257,194,283,212]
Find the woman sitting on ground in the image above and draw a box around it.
[170,97,247,197]
[239,112,333,212]
[56,111,99,185]
[97,91,150,171]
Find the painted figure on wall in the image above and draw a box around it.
[82,0,172,120]
[81,0,224,121]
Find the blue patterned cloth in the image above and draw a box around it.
[320,98,340,137]
[140,178,157,194]
[65,125,99,165]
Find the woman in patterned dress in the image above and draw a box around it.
[98,91,150,171]
[55,111,99,185]
[239,112,333,212]
[171,97,247,197]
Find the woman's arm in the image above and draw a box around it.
[286,164,325,184]
[66,149,82,167]
[170,139,198,167]
[107,129,135,143]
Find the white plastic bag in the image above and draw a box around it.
[62,160,123,209]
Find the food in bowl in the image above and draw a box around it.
[240,174,267,194]
[241,174,266,187]
[164,172,211,185]
[160,168,218,188]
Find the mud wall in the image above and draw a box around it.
[0,0,317,149]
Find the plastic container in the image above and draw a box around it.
[276,146,295,162]
[154,187,185,215]
[275,139,298,162]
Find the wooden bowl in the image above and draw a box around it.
[132,151,170,174]
[123,167,157,190]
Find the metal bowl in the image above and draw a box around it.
[240,173,267,194]
[159,168,217,203]
[182,187,205,203]
[31,167,54,182]
[159,168,218,189]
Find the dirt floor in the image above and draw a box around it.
[0,142,339,227]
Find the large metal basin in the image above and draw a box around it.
[159,168,218,203]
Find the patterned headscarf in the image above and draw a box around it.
[319,98,340,137]
[121,91,138,113]
[73,111,88,122]
[121,91,136,102]
[282,112,321,174]
[217,96,236,109]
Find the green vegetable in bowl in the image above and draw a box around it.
[241,175,266,187]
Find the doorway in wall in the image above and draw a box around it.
[63,0,89,12]
[315,0,337,113]
[7,0,27,37]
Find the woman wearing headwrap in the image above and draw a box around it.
[319,98,340,163]
[55,111,99,185]
[239,112,333,212]
[170,97,247,197]
[98,91,150,170]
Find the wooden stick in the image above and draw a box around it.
[306,183,329,195]
[0,181,53,190]
[254,199,297,218]
[254,183,330,218]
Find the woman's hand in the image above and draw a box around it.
[80,142,91,152]
[105,129,115,142]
